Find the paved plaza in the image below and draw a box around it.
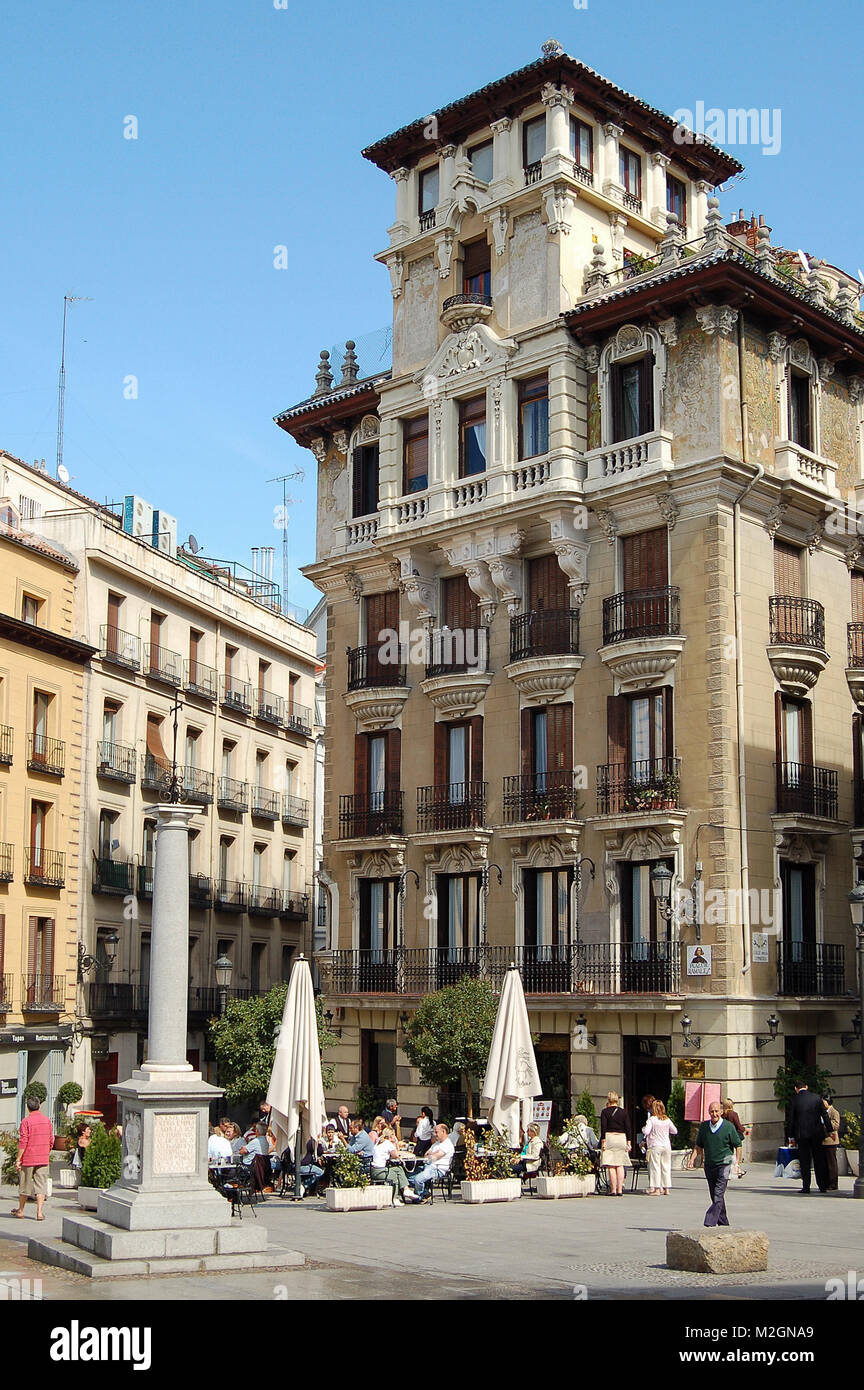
[1,1164,861,1301]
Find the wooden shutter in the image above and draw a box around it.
[469,715,484,784]
[27,916,38,976]
[546,703,573,770]
[638,354,655,433]
[353,733,368,800]
[442,575,480,628]
[622,528,667,591]
[663,686,674,758]
[351,451,364,519]
[365,591,399,642]
[773,542,802,597]
[358,880,371,951]
[42,918,54,978]
[852,572,864,624]
[520,708,534,778]
[0,915,4,980]
[801,701,813,767]
[434,722,447,790]
[385,729,401,794]
[607,695,627,766]
[107,592,121,630]
[528,555,567,611]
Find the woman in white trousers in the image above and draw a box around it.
[642,1099,678,1195]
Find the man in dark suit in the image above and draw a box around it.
[788,1083,830,1194]
[332,1105,352,1139]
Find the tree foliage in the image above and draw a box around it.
[81,1124,122,1189]
[573,1085,597,1132]
[209,983,338,1106]
[773,1058,833,1111]
[667,1080,690,1149]
[402,976,499,1117]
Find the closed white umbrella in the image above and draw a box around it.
[480,964,543,1147]
[266,955,328,1173]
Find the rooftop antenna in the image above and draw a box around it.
[267,470,305,615]
[56,294,92,479]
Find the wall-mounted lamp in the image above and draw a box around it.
[399,1011,409,1031]
[77,931,119,983]
[651,861,704,939]
[756,1013,781,1050]
[324,1008,342,1038]
[841,1011,862,1049]
[681,1014,702,1050]
[574,1013,597,1048]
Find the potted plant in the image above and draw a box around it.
[53,1083,83,1149]
[460,1128,522,1204]
[536,1120,596,1198]
[325,1145,391,1211]
[78,1123,122,1210]
[840,1112,860,1177]
[659,772,680,810]
[22,1081,47,1105]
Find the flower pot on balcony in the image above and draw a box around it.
[459,1178,522,1204]
[534,1173,596,1199]
[325,1185,393,1212]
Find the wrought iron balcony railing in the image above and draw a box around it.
[188,986,253,1016]
[86,982,149,1019]
[282,795,310,827]
[27,733,65,776]
[100,624,141,670]
[92,858,135,895]
[23,848,65,886]
[248,884,282,916]
[775,762,838,819]
[602,587,680,645]
[180,765,214,805]
[256,689,285,726]
[417,782,487,832]
[769,595,825,649]
[317,942,681,996]
[22,973,65,1010]
[141,753,171,792]
[97,740,137,783]
[280,893,309,921]
[220,677,252,714]
[425,627,488,678]
[189,873,212,907]
[596,757,681,816]
[338,793,403,839]
[777,941,846,996]
[347,644,408,690]
[214,879,247,911]
[441,291,493,313]
[218,776,249,813]
[251,786,280,820]
[0,724,12,765]
[184,660,218,700]
[849,622,864,669]
[285,703,312,736]
[503,770,585,823]
[0,843,12,882]
[509,609,580,662]
[144,643,182,686]
[419,208,436,231]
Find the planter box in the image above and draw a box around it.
[535,1173,596,1200]
[77,1186,103,1211]
[843,1149,859,1177]
[460,1178,522,1205]
[325,1185,393,1212]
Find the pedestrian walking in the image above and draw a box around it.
[599,1091,631,1196]
[642,1099,677,1195]
[11,1095,54,1221]
[687,1100,742,1227]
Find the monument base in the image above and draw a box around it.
[29,1221,304,1280]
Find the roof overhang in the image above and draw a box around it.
[274,379,383,447]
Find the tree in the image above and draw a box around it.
[773,1058,833,1112]
[573,1085,597,1132]
[209,983,338,1106]
[402,976,499,1118]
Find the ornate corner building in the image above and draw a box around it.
[275,45,864,1153]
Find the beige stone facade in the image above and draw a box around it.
[277,49,864,1155]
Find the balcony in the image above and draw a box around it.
[846,623,864,708]
[773,441,839,498]
[214,879,247,912]
[316,943,681,997]
[142,753,171,793]
[96,740,137,783]
[503,770,584,824]
[0,975,12,1011]
[506,609,584,701]
[345,645,410,731]
[251,786,280,820]
[144,643,182,687]
[285,704,313,737]
[184,660,218,701]
[440,291,493,334]
[86,982,149,1020]
[0,724,12,765]
[188,986,252,1019]
[22,974,65,1011]
[282,794,310,828]
[137,863,154,899]
[179,765,214,806]
[255,689,285,727]
[23,848,65,887]
[596,757,681,816]
[524,160,542,185]
[189,873,212,908]
[767,596,828,697]
[421,628,492,718]
[27,733,65,777]
[777,942,846,997]
[280,893,309,921]
[218,776,249,813]
[0,843,12,881]
[599,587,684,693]
[92,858,135,895]
[338,792,404,840]
[584,430,673,487]
[417,782,487,833]
[419,208,436,232]
[221,677,252,715]
[248,884,282,916]
[100,624,141,671]
[775,762,838,820]
[622,191,643,215]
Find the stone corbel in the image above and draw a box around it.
[345,569,363,604]
[584,344,600,374]
[768,332,788,363]
[435,229,455,279]
[332,429,349,458]
[593,508,618,546]
[845,542,863,571]
[487,527,526,613]
[848,375,864,406]
[656,491,679,530]
[309,434,330,465]
[696,305,739,338]
[657,316,679,348]
[463,561,498,625]
[763,500,788,539]
[818,358,835,388]
[806,521,826,555]
[487,206,510,257]
[543,182,576,236]
[387,252,405,299]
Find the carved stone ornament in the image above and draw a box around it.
[656,492,679,530]
[415,323,516,388]
[400,575,437,623]
[584,344,600,373]
[360,414,380,441]
[789,338,812,371]
[540,81,575,109]
[696,305,739,338]
[818,358,835,385]
[435,229,455,279]
[388,252,405,299]
[332,429,349,457]
[763,501,788,539]
[463,561,499,623]
[614,324,645,356]
[806,523,825,555]
[487,206,510,257]
[491,376,503,426]
[657,316,679,348]
[848,375,864,406]
[309,434,329,465]
[544,183,575,237]
[594,509,618,545]
[768,332,788,363]
[845,542,863,571]
[345,569,363,604]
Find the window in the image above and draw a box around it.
[773,541,802,597]
[570,117,593,172]
[251,942,266,995]
[281,945,294,983]
[666,174,687,229]
[185,729,200,770]
[352,442,379,517]
[523,115,546,170]
[468,139,493,183]
[605,687,673,789]
[458,395,487,477]
[619,860,674,977]
[780,862,816,958]
[252,844,265,887]
[436,872,482,956]
[518,375,549,459]
[142,820,156,871]
[149,611,164,667]
[28,915,54,983]
[789,371,812,451]
[189,629,202,682]
[611,355,654,442]
[19,495,42,521]
[519,703,573,812]
[359,878,399,952]
[619,147,642,198]
[402,415,429,495]
[102,701,119,750]
[255,750,267,788]
[221,740,234,780]
[418,165,439,216]
[284,760,297,796]
[524,867,572,948]
[461,238,491,298]
[282,850,294,894]
[140,933,151,988]
[368,734,386,812]
[31,691,51,763]
[218,836,232,882]
[21,594,41,626]
[629,692,667,770]
[29,801,49,863]
[98,810,117,861]
[146,714,169,773]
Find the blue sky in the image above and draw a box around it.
[1,0,861,613]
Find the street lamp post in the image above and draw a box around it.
[214,953,233,1019]
[847,884,864,1199]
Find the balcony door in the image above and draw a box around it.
[29,801,49,873]
[779,862,816,991]
[436,873,482,981]
[520,704,572,816]
[611,355,653,442]
[32,691,51,764]
[528,553,568,612]
[619,860,674,990]
[362,590,399,684]
[775,694,813,806]
[353,729,400,832]
[605,689,673,807]
[433,717,482,826]
[523,868,573,990]
[27,915,54,1000]
[358,878,398,990]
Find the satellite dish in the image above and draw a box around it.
[797,249,810,275]
[58,465,70,483]
[187,534,200,554]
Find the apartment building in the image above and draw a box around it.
[276,43,864,1153]
[0,512,94,1129]
[0,453,318,1122]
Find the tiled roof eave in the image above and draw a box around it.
[274,375,387,425]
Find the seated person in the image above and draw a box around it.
[300,1134,326,1195]
[404,1123,455,1203]
[227,1122,246,1156]
[208,1124,233,1166]
[512,1123,543,1178]
[564,1114,600,1155]
[347,1118,375,1161]
[240,1122,273,1192]
[370,1126,409,1201]
[377,1098,401,1134]
[322,1123,344,1149]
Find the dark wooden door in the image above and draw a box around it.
[93,1053,119,1126]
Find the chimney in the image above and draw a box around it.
[725,210,771,250]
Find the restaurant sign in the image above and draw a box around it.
[0,1026,73,1047]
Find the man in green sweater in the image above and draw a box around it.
[687,1100,743,1227]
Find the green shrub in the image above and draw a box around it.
[355,1084,389,1124]
[552,1120,594,1176]
[0,1131,19,1184]
[841,1112,860,1151]
[57,1082,83,1109]
[22,1082,47,1104]
[667,1081,690,1149]
[573,1087,597,1133]
[330,1147,368,1190]
[774,1060,833,1111]
[80,1123,122,1189]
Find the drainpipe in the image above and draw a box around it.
[733,317,764,976]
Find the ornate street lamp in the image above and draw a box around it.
[755,1014,781,1050]
[681,1014,702,1050]
[847,884,864,1199]
[214,953,233,1018]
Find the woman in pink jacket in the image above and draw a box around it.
[642,1099,678,1195]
